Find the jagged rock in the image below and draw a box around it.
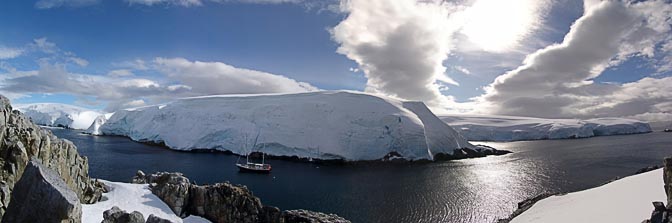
[649,201,671,223]
[261,206,282,223]
[0,95,103,218]
[132,170,147,184]
[188,182,265,223]
[665,157,672,208]
[281,209,351,223]
[642,157,672,223]
[102,206,145,223]
[148,172,191,217]
[2,159,82,223]
[146,214,174,223]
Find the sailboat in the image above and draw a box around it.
[236,132,272,173]
[236,152,272,173]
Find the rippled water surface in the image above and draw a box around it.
[51,128,672,223]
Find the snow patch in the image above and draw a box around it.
[86,113,113,135]
[440,114,652,141]
[510,168,664,223]
[82,180,211,223]
[97,91,475,161]
[16,103,102,130]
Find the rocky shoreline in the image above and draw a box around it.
[128,171,350,223]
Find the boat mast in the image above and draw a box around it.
[262,143,266,164]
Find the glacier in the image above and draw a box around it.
[439,114,652,142]
[17,103,102,130]
[93,91,493,161]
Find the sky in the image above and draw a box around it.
[0,0,671,121]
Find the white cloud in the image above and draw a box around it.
[154,57,318,94]
[107,69,134,77]
[457,0,550,52]
[0,57,317,111]
[123,99,147,108]
[125,0,306,7]
[126,0,203,7]
[31,38,58,53]
[477,0,672,118]
[68,57,89,67]
[0,47,24,60]
[112,59,149,71]
[453,66,471,75]
[35,0,100,9]
[331,0,550,109]
[332,0,459,106]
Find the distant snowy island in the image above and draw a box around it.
[439,114,652,142]
[16,103,103,130]
[88,91,500,161]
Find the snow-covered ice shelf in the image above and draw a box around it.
[92,91,490,161]
[439,114,652,142]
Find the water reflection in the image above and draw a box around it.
[51,128,672,223]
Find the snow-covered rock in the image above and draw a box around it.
[96,91,480,161]
[439,114,652,142]
[86,113,114,135]
[16,103,102,130]
[510,168,664,223]
[82,180,211,223]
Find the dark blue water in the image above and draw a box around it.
[50,128,672,223]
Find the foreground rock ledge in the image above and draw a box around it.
[0,94,104,219]
[132,171,351,223]
[2,158,82,223]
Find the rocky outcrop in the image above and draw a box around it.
[0,95,103,218]
[642,157,672,223]
[146,214,173,223]
[143,172,191,217]
[133,171,350,223]
[2,159,82,223]
[102,206,145,223]
[280,210,350,223]
[188,182,266,223]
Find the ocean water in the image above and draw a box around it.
[51,128,672,223]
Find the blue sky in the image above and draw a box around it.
[1,0,671,120]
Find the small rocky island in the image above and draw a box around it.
[0,94,349,223]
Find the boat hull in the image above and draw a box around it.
[236,164,272,174]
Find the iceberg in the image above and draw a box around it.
[16,103,102,130]
[439,114,652,142]
[95,91,492,161]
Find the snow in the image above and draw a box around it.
[439,114,652,141]
[96,91,478,161]
[16,103,102,130]
[511,168,664,223]
[86,113,113,135]
[82,180,211,223]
